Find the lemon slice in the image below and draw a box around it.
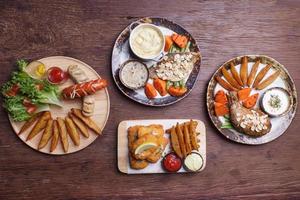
[134,142,157,155]
[24,61,46,80]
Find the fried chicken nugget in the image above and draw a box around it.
[38,119,53,150]
[26,111,51,141]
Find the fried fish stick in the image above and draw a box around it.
[50,120,59,152]
[247,60,260,87]
[26,111,51,141]
[189,120,199,150]
[176,123,187,158]
[230,62,243,86]
[69,113,89,138]
[57,117,69,153]
[183,123,192,155]
[240,56,248,86]
[170,126,182,158]
[215,76,238,91]
[38,119,53,150]
[252,63,272,88]
[256,70,280,90]
[71,108,101,135]
[19,112,43,135]
[65,117,80,146]
[221,67,242,89]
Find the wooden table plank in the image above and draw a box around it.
[0,0,299,199]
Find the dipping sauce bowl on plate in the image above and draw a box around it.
[129,23,165,60]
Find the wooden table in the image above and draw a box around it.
[0,0,299,199]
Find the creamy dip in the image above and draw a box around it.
[262,88,290,116]
[120,61,148,89]
[183,151,203,172]
[130,25,164,59]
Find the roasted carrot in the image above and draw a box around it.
[240,56,248,86]
[144,83,157,99]
[153,78,167,96]
[168,86,187,97]
[221,67,242,89]
[243,93,259,108]
[237,88,251,101]
[171,33,188,49]
[247,60,260,87]
[256,70,280,90]
[215,76,238,91]
[214,102,229,116]
[215,90,228,104]
[252,63,272,88]
[164,36,173,52]
[230,62,243,86]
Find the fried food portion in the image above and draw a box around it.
[256,70,280,90]
[57,117,69,153]
[215,76,238,91]
[69,113,89,138]
[176,123,187,158]
[221,66,242,89]
[19,112,44,135]
[50,120,59,152]
[26,111,51,141]
[252,63,272,88]
[189,120,199,150]
[137,124,164,138]
[129,154,148,169]
[240,56,248,86]
[146,137,168,163]
[71,108,101,135]
[170,126,182,158]
[247,60,260,87]
[183,123,192,154]
[166,121,198,133]
[230,62,243,86]
[38,119,53,150]
[65,117,80,146]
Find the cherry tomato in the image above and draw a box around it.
[6,84,19,97]
[22,99,37,114]
[162,152,182,172]
[47,66,68,84]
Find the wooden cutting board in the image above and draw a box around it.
[9,56,110,155]
[118,119,206,174]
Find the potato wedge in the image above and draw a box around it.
[38,119,53,150]
[71,108,101,134]
[189,119,199,150]
[176,123,187,158]
[170,126,182,158]
[256,70,280,90]
[166,121,198,134]
[65,117,80,146]
[57,117,69,153]
[252,63,272,88]
[26,111,51,141]
[240,56,248,86]
[230,62,243,86]
[69,113,89,138]
[50,120,59,152]
[215,76,238,91]
[19,112,44,135]
[183,123,192,155]
[221,67,242,89]
[247,60,260,87]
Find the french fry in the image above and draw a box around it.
[57,117,69,153]
[166,121,198,133]
[26,111,51,141]
[252,63,272,88]
[38,119,53,150]
[69,113,89,138]
[230,62,243,86]
[65,117,80,146]
[189,119,199,150]
[176,123,187,158]
[221,67,242,89]
[50,120,59,152]
[183,123,192,155]
[215,76,238,91]
[170,126,182,158]
[240,56,248,86]
[247,60,260,87]
[71,108,101,134]
[19,112,43,135]
[256,70,280,90]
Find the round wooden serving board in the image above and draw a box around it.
[9,56,110,155]
[207,55,297,145]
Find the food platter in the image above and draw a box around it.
[112,17,201,106]
[8,56,110,155]
[207,55,297,145]
[118,119,206,174]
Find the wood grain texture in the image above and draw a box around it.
[0,0,299,199]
